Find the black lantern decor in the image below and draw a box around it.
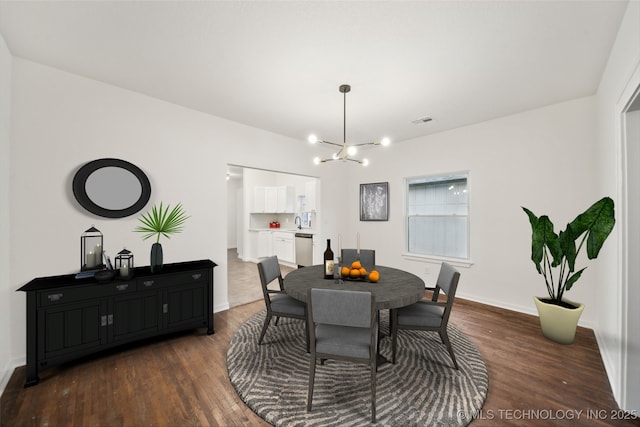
[115,248,134,280]
[80,226,104,271]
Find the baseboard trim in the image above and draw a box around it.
[455,292,596,330]
[0,356,25,398]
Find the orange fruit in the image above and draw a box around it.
[351,261,362,269]
[341,266,351,277]
[368,270,380,283]
[349,268,361,279]
[359,267,367,276]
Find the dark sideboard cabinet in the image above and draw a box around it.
[18,259,216,387]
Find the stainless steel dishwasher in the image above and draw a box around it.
[295,233,313,268]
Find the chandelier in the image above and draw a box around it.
[309,84,390,166]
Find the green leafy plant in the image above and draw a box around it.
[522,197,615,307]
[134,202,189,244]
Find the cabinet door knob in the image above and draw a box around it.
[192,274,202,280]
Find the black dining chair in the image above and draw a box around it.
[341,249,376,271]
[390,262,461,370]
[307,288,378,423]
[257,256,308,350]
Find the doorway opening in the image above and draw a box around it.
[620,75,640,412]
[225,165,319,308]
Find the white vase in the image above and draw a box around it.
[533,296,585,345]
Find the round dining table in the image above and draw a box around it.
[284,264,425,310]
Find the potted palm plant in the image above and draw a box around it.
[134,202,189,273]
[522,197,615,344]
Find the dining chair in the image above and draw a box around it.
[341,249,376,271]
[390,262,461,370]
[307,288,378,423]
[257,256,308,350]
[341,248,386,335]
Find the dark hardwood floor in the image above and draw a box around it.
[2,298,638,426]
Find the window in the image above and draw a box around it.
[406,173,469,259]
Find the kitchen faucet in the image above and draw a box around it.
[294,216,302,229]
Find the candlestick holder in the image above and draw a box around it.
[80,225,104,272]
[115,248,134,280]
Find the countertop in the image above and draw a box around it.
[248,228,315,234]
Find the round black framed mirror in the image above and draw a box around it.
[73,158,151,218]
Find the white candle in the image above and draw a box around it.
[357,232,360,255]
[120,264,129,277]
[86,250,95,268]
[94,244,102,265]
[338,234,342,254]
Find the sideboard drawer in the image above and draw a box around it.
[142,269,208,288]
[39,281,137,306]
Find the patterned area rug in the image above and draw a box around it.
[227,310,488,426]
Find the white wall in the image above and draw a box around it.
[623,108,640,412]
[7,58,347,381]
[346,96,601,322]
[226,177,241,249]
[594,0,640,411]
[0,32,13,392]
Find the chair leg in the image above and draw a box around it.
[370,362,377,423]
[304,319,310,353]
[440,329,459,370]
[258,313,272,345]
[390,309,398,364]
[274,316,280,326]
[307,357,316,411]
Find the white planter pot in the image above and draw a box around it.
[533,296,585,345]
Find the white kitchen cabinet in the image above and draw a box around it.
[276,186,295,212]
[250,230,272,258]
[304,181,316,212]
[258,231,272,258]
[253,186,295,213]
[264,187,278,212]
[272,231,295,264]
[253,187,266,213]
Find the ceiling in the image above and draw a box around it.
[0,1,629,146]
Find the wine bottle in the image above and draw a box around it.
[324,239,334,279]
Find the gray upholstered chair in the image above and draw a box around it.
[390,262,461,370]
[257,256,308,349]
[341,249,376,271]
[307,288,378,423]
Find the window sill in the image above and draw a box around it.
[401,253,474,268]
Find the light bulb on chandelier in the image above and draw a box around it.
[308,84,390,166]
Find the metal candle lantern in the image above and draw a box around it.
[115,248,134,279]
[80,226,104,271]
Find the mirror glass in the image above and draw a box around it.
[85,167,143,210]
[73,158,151,218]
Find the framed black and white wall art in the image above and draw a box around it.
[360,182,389,221]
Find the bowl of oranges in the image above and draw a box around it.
[340,261,380,283]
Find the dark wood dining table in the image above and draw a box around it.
[284,264,425,310]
